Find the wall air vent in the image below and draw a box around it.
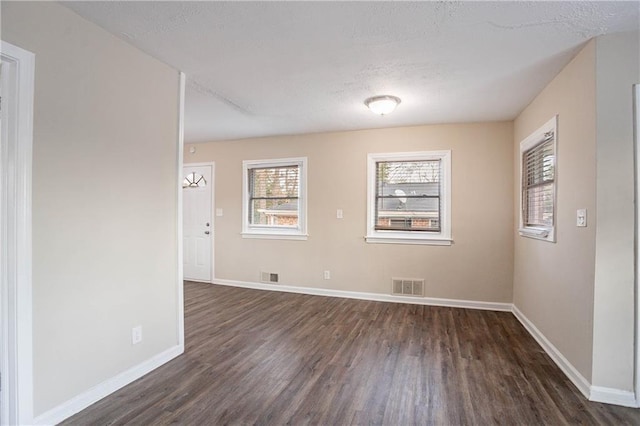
[261,271,279,284]
[392,278,424,297]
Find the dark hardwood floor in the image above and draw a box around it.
[64,281,640,425]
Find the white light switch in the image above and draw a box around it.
[336,209,343,219]
[577,209,587,227]
[216,208,223,217]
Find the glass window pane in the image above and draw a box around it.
[183,172,206,188]
[251,198,299,227]
[375,159,441,232]
[523,134,555,228]
[250,166,299,198]
[248,165,300,227]
[525,183,554,227]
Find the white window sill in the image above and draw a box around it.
[518,227,555,242]
[365,235,452,246]
[242,232,308,241]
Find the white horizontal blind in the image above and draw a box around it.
[374,160,441,232]
[522,132,555,227]
[248,165,299,227]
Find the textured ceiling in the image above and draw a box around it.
[62,1,639,143]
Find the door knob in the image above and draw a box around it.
[206,222,210,227]
[204,231,210,235]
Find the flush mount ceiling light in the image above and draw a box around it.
[365,95,401,116]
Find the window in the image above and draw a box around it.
[182,172,207,188]
[366,151,452,245]
[519,116,557,242]
[242,157,307,240]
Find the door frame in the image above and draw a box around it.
[1,41,35,425]
[182,162,215,283]
[634,84,639,407]
[176,72,186,352]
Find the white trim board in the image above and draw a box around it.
[33,345,184,426]
[590,387,638,408]
[211,278,512,312]
[185,278,213,284]
[511,305,592,399]
[176,72,186,348]
[634,83,640,408]
[513,306,638,406]
[212,279,640,407]
[0,40,35,426]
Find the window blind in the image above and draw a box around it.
[522,132,555,227]
[374,160,441,232]
[248,165,300,227]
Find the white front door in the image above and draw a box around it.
[183,164,213,282]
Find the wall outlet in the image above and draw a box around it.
[132,325,142,345]
[336,209,343,219]
[323,270,331,280]
[577,209,587,227]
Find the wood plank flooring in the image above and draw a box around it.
[64,281,640,425]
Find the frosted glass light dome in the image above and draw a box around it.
[365,95,401,115]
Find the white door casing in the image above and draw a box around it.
[183,164,214,282]
[634,84,640,407]
[0,41,35,426]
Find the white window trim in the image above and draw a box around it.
[242,157,308,240]
[365,150,452,246]
[519,115,557,243]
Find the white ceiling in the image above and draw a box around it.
[62,1,639,143]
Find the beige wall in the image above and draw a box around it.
[513,41,597,381]
[3,0,634,416]
[186,122,514,303]
[592,31,639,391]
[2,2,180,416]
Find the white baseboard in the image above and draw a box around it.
[211,278,512,312]
[184,278,212,284]
[590,386,638,408]
[219,280,639,408]
[511,305,592,399]
[33,344,184,426]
